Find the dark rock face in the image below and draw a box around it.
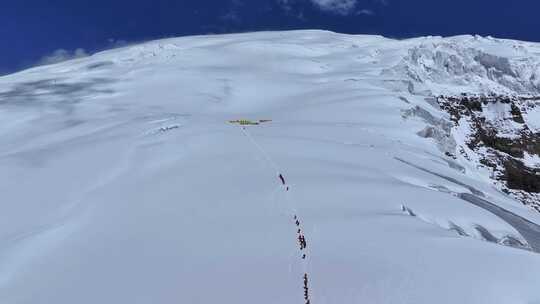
[438,94,540,212]
[510,103,525,123]
[503,159,540,193]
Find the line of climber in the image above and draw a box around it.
[303,273,311,304]
[232,120,311,304]
[298,234,307,251]
[294,215,308,259]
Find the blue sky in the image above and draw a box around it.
[2,0,540,75]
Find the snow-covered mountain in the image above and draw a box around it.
[1,30,540,304]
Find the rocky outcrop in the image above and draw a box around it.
[437,94,540,211]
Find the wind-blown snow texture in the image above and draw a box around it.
[1,30,540,304]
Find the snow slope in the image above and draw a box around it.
[1,30,540,304]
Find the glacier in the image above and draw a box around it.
[1,30,540,304]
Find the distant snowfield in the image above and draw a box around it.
[1,30,540,304]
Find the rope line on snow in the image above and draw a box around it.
[239,126,281,173]
[236,125,313,304]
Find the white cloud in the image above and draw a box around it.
[357,8,374,15]
[310,0,358,15]
[39,48,88,65]
[277,0,387,16]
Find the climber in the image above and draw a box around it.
[298,235,304,250]
[278,174,286,185]
[300,235,307,249]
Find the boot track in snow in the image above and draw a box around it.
[237,124,313,304]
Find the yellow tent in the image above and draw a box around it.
[228,119,272,125]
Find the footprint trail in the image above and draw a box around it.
[237,124,313,304]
